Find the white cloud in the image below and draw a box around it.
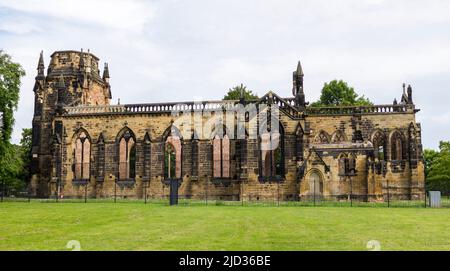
[0,0,155,32]
[0,16,41,34]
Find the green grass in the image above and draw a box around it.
[0,202,449,251]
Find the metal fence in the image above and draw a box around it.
[1,180,449,208]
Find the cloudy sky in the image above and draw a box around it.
[1,0,449,149]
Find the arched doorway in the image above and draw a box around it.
[308,171,323,199]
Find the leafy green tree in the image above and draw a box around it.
[223,84,258,100]
[19,128,32,183]
[424,149,439,178]
[424,141,450,195]
[310,80,372,107]
[0,50,26,156]
[0,129,32,194]
[0,144,25,193]
[0,51,26,194]
[20,128,32,153]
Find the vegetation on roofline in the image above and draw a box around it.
[223,83,259,100]
[310,80,373,107]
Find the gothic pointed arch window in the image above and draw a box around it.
[213,132,231,178]
[294,123,304,161]
[165,143,176,178]
[118,129,136,180]
[73,130,91,180]
[96,133,106,181]
[315,130,330,144]
[391,131,404,161]
[408,124,418,162]
[259,123,285,180]
[164,126,182,179]
[372,131,386,161]
[143,132,152,179]
[332,130,346,143]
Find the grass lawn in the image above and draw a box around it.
[0,202,449,251]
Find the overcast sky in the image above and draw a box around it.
[1,0,449,149]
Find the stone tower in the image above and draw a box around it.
[30,50,112,197]
[292,61,306,110]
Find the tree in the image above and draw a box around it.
[0,128,32,194]
[424,141,450,195]
[0,50,26,156]
[223,84,258,100]
[19,128,32,183]
[310,80,372,107]
[0,143,26,194]
[0,51,26,195]
[424,149,439,178]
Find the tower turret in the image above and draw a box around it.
[400,83,413,105]
[30,49,112,197]
[102,62,110,83]
[407,84,413,104]
[85,49,92,74]
[36,50,45,79]
[79,49,85,69]
[401,83,408,104]
[102,62,112,100]
[292,61,306,110]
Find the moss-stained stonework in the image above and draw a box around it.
[30,51,425,201]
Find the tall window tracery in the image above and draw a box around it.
[164,133,182,179]
[74,131,90,180]
[260,126,285,179]
[372,131,386,161]
[316,131,330,144]
[332,130,346,143]
[391,131,404,161]
[118,130,136,180]
[213,134,230,178]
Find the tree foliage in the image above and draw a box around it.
[19,128,32,182]
[310,80,372,107]
[424,141,450,195]
[0,50,26,193]
[0,143,25,191]
[223,84,258,100]
[0,50,26,154]
[0,128,32,192]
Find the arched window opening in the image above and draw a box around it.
[332,130,346,143]
[372,131,386,161]
[294,124,304,161]
[316,131,330,144]
[408,125,418,161]
[274,146,282,176]
[119,130,136,180]
[338,154,347,176]
[260,130,284,179]
[74,131,90,180]
[164,135,181,179]
[391,132,403,161]
[377,145,385,161]
[165,143,176,178]
[213,134,230,178]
